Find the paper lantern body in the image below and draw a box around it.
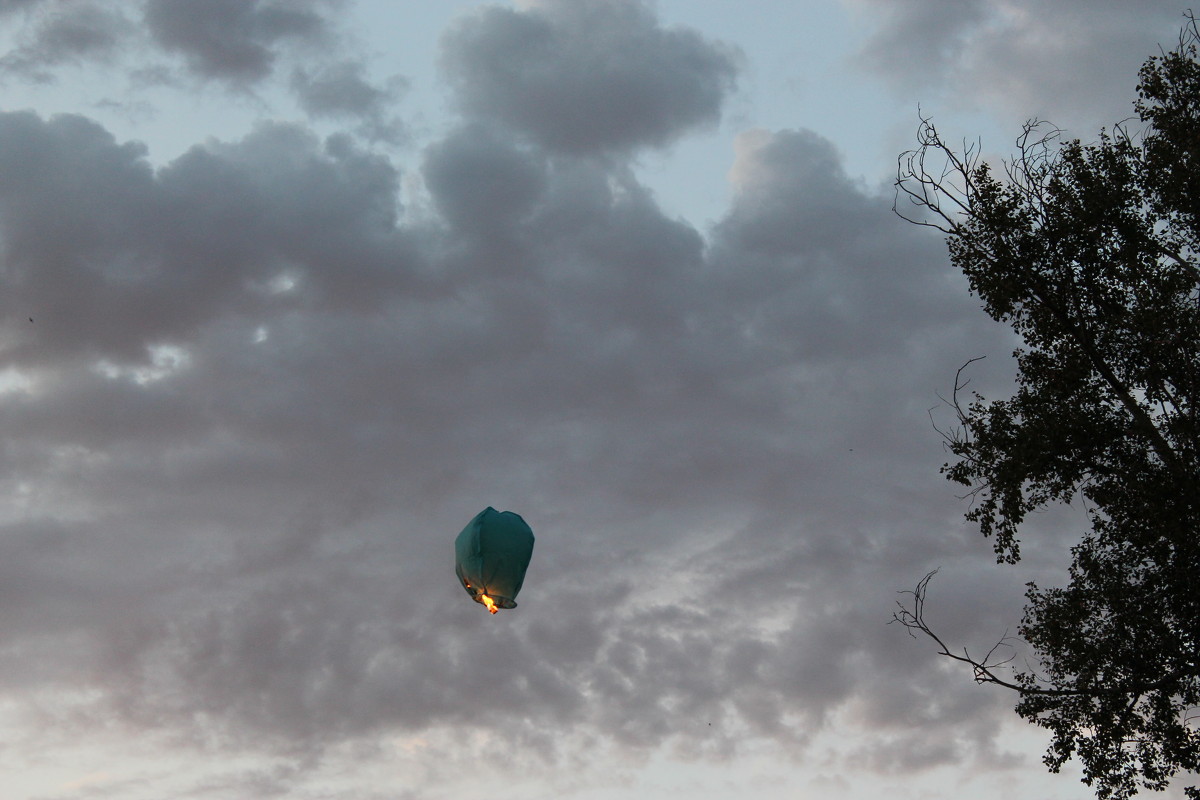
[454,507,535,612]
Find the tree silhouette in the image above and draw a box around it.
[894,14,1200,800]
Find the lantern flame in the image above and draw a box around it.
[480,594,499,614]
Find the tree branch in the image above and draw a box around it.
[892,571,1198,698]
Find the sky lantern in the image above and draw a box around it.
[454,507,535,614]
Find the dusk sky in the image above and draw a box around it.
[0,2,1195,799]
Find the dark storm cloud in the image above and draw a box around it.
[855,0,1191,129]
[439,0,740,154]
[143,0,332,83]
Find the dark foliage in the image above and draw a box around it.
[894,14,1200,800]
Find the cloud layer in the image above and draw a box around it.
[850,0,1191,130]
[0,106,1021,793]
[0,1,1189,798]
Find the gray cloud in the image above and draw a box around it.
[0,111,410,370]
[439,0,740,154]
[0,7,1101,794]
[422,124,547,239]
[0,0,44,14]
[290,59,408,142]
[852,0,1191,131]
[0,100,1033,798]
[0,0,397,132]
[144,0,332,84]
[0,3,130,80]
[852,0,990,87]
[290,60,400,119]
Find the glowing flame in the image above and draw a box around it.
[480,594,499,614]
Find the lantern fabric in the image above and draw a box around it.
[454,507,535,611]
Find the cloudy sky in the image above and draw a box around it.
[0,1,1194,798]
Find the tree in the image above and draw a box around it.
[893,14,1200,800]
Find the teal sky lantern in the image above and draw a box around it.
[454,507,535,614]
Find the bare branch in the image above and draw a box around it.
[894,571,1200,698]
[891,570,1032,693]
[894,115,982,234]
